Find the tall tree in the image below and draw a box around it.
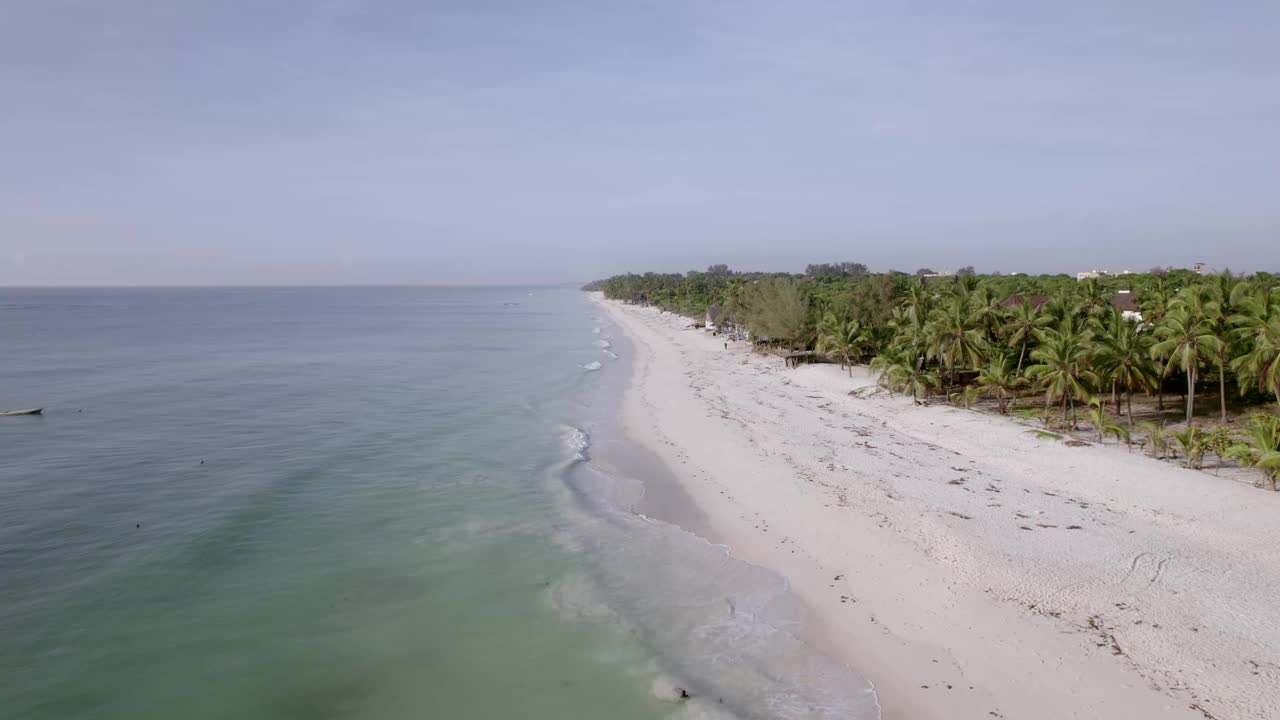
[1026,322,1097,426]
[974,354,1029,414]
[1076,278,1111,319]
[925,295,986,391]
[1092,310,1157,426]
[1205,273,1242,421]
[1002,298,1052,371]
[969,286,1006,345]
[1230,287,1280,408]
[816,312,869,375]
[1151,300,1221,426]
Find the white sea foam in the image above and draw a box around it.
[603,350,619,359]
[592,327,602,334]
[563,426,591,460]
[594,339,612,349]
[582,361,603,371]
[551,444,880,720]
[650,673,690,701]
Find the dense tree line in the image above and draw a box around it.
[587,264,1280,489]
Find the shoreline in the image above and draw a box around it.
[593,293,1279,720]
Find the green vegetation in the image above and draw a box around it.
[589,264,1280,488]
[1138,421,1172,459]
[1087,398,1131,445]
[1226,414,1280,491]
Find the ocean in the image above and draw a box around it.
[0,287,877,720]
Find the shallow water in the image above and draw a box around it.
[0,287,876,720]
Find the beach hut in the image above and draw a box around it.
[1110,290,1142,321]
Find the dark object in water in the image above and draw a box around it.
[0,407,42,416]
[678,688,690,700]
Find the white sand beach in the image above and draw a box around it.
[594,294,1280,720]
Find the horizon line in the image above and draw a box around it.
[0,282,587,290]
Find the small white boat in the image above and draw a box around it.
[0,407,42,416]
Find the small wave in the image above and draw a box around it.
[594,339,612,349]
[551,453,880,719]
[562,426,591,461]
[603,350,619,359]
[582,361,603,371]
[592,327,602,334]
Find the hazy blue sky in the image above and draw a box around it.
[2,1,1277,285]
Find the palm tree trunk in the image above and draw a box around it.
[1111,380,1118,414]
[1017,342,1026,371]
[1218,357,1226,421]
[1126,391,1133,427]
[1186,369,1195,426]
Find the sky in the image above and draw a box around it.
[1,1,1278,285]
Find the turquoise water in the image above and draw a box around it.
[1,287,877,720]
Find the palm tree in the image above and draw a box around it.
[1139,420,1171,459]
[1077,278,1111,318]
[1226,413,1280,491]
[1091,308,1127,412]
[1151,302,1221,427]
[816,309,845,368]
[869,349,910,397]
[1204,296,1235,422]
[974,355,1029,413]
[1230,287,1280,409]
[816,313,869,376]
[1140,287,1171,410]
[1204,271,1244,421]
[970,286,1006,345]
[1172,426,1206,469]
[894,287,933,371]
[925,297,986,391]
[886,359,941,405]
[1087,398,1131,445]
[1091,310,1157,426]
[1041,292,1076,326]
[900,281,934,332]
[1026,323,1097,427]
[1002,298,1052,371]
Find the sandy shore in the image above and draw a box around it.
[593,294,1279,720]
